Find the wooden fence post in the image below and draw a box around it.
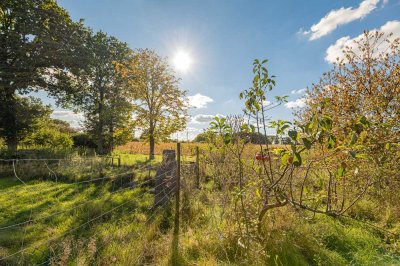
[196,146,200,189]
[174,143,181,235]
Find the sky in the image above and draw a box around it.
[35,0,400,140]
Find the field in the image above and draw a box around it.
[0,151,177,265]
[0,142,399,265]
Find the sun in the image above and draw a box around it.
[173,50,192,72]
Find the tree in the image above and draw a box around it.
[22,118,73,149]
[116,49,188,159]
[0,0,89,152]
[193,130,216,143]
[67,31,133,154]
[300,31,400,182]
[0,95,52,150]
[51,119,77,134]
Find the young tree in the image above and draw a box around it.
[67,31,133,154]
[300,31,400,182]
[0,0,89,152]
[116,49,188,159]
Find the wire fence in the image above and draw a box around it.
[0,144,201,265]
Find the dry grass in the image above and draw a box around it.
[117,141,285,158]
[117,142,203,156]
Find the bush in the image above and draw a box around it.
[24,127,73,149]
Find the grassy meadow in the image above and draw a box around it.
[0,142,399,265]
[0,151,174,265]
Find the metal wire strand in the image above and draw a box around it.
[0,167,178,261]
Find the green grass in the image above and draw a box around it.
[0,169,174,265]
[115,152,196,166]
[117,153,163,166]
[1,150,399,265]
[171,186,400,266]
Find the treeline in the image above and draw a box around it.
[194,130,291,144]
[0,0,187,157]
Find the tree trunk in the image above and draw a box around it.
[149,131,155,160]
[1,88,18,154]
[109,120,114,154]
[6,136,17,154]
[97,89,104,154]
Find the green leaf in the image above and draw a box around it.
[358,116,370,127]
[241,124,250,133]
[337,165,345,177]
[349,151,356,158]
[288,130,299,141]
[327,135,336,149]
[355,153,368,159]
[255,188,261,198]
[385,143,390,150]
[281,153,289,165]
[302,138,312,149]
[224,133,231,144]
[293,152,302,167]
[280,125,290,133]
[350,133,358,145]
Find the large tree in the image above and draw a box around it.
[66,31,133,154]
[116,49,187,159]
[0,0,89,152]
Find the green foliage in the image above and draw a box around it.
[0,96,52,145]
[0,0,89,152]
[116,49,188,159]
[23,123,73,149]
[66,31,134,154]
[193,130,216,143]
[72,132,97,149]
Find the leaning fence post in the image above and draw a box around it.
[196,146,200,189]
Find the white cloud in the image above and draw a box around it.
[51,110,84,128]
[262,100,271,106]
[190,114,225,124]
[285,98,306,109]
[302,0,380,41]
[187,93,213,109]
[291,88,307,95]
[325,20,400,63]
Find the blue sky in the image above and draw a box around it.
[36,0,400,139]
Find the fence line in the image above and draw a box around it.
[36,182,177,266]
[0,143,196,264]
[0,168,174,232]
[0,161,157,198]
[0,174,177,262]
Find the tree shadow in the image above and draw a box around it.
[170,201,182,265]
